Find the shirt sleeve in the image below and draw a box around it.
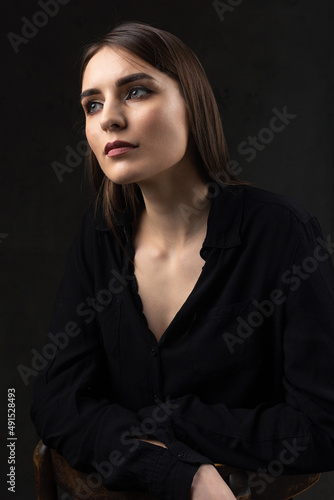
[165,215,334,474]
[30,207,210,500]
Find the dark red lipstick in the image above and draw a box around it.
[104,141,137,157]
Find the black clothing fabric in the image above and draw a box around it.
[30,184,334,499]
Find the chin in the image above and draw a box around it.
[102,167,147,186]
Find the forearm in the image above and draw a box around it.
[168,393,333,473]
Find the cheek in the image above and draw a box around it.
[140,102,189,148]
[85,122,99,152]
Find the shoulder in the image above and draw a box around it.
[214,184,320,250]
[229,186,327,258]
[71,202,128,266]
[239,185,314,225]
[65,202,107,266]
[74,201,111,240]
[70,203,99,247]
[219,185,316,241]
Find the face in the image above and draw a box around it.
[81,46,193,186]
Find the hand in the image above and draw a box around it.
[191,464,237,500]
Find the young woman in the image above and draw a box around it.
[31,21,334,500]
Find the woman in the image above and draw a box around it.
[31,21,334,500]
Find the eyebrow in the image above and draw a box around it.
[80,72,155,102]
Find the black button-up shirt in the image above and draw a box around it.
[31,184,334,499]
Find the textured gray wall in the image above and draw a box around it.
[1,0,333,498]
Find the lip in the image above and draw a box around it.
[104,141,138,157]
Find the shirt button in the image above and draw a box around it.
[151,347,158,357]
[178,452,186,459]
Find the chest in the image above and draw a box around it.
[134,248,205,342]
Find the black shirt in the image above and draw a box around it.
[30,183,334,499]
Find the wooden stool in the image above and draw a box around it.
[33,439,320,499]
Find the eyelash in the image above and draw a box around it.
[83,85,153,115]
[126,85,152,100]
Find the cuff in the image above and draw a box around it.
[150,448,203,500]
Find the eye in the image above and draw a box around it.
[84,101,103,115]
[126,86,152,100]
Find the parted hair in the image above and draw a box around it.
[80,21,246,233]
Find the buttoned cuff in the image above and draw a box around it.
[149,447,206,500]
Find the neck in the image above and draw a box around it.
[135,164,211,253]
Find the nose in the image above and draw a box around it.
[99,99,127,131]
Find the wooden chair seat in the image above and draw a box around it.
[33,439,320,500]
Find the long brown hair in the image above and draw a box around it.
[80,21,247,234]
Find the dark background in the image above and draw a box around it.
[1,0,333,498]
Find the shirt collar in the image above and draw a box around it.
[203,183,244,250]
[96,183,245,249]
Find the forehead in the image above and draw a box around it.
[82,46,167,88]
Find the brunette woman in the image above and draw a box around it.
[31,21,334,500]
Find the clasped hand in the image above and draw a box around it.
[191,464,237,500]
[138,439,236,499]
